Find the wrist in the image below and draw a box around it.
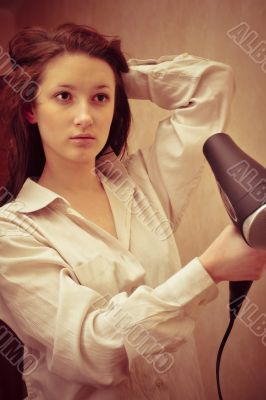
[198,254,221,284]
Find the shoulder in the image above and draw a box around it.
[0,199,39,240]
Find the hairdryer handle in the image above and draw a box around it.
[229,280,253,320]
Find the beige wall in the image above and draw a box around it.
[1,0,266,399]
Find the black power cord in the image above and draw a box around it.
[216,317,235,400]
[216,281,253,400]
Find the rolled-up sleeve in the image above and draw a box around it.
[0,215,218,387]
[123,53,235,228]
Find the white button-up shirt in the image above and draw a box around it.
[0,53,235,400]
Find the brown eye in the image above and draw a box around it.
[94,93,109,103]
[55,91,72,102]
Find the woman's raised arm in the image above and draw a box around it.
[122,53,235,230]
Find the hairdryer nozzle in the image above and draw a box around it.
[203,132,266,250]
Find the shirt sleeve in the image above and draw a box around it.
[123,53,235,229]
[0,214,218,388]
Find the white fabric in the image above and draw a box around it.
[0,53,235,399]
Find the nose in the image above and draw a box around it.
[73,101,93,129]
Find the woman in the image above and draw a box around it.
[0,23,265,400]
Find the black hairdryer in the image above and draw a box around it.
[203,132,266,314]
[203,132,266,399]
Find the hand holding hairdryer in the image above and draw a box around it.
[201,132,266,400]
[203,132,266,317]
[199,224,266,315]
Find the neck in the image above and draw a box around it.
[37,160,103,197]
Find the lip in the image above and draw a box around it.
[70,135,96,146]
[70,134,95,139]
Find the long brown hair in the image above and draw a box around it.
[0,23,131,206]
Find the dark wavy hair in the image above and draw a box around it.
[0,23,131,206]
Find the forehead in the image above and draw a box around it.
[40,52,116,88]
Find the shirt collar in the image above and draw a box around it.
[14,147,135,214]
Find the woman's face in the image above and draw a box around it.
[29,52,116,167]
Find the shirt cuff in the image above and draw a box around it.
[153,257,219,312]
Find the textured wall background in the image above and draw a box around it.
[0,0,266,399]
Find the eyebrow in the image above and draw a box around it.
[54,84,112,90]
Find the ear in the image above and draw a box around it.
[24,105,37,124]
